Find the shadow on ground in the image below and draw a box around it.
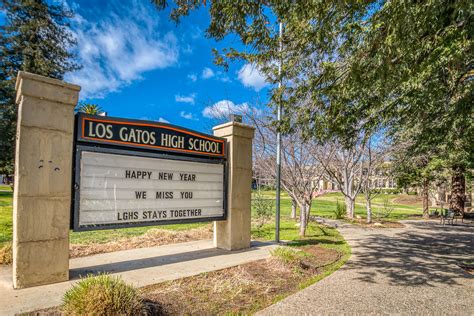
[342,221,474,287]
[69,241,272,279]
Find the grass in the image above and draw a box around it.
[0,190,208,249]
[70,222,206,245]
[252,216,351,295]
[0,184,12,191]
[0,190,425,249]
[254,190,425,221]
[270,246,309,264]
[37,219,347,314]
[62,274,145,315]
[140,223,350,314]
[0,192,13,246]
[24,188,352,314]
[252,219,351,267]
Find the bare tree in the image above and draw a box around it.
[290,199,297,219]
[250,111,325,237]
[316,135,368,219]
[361,137,392,223]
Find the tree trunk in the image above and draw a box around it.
[299,203,307,237]
[290,199,297,219]
[422,179,430,219]
[305,201,312,225]
[366,195,372,224]
[450,165,465,214]
[345,196,355,219]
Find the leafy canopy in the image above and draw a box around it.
[155,1,473,170]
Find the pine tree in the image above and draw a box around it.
[0,0,80,174]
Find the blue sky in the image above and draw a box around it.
[61,0,270,132]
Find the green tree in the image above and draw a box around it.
[0,0,80,174]
[349,1,473,214]
[155,1,377,142]
[154,1,380,220]
[155,1,473,213]
[392,147,443,219]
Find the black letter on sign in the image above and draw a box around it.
[135,191,147,199]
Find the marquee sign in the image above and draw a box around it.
[72,113,227,231]
[77,115,225,157]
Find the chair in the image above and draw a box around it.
[440,209,455,225]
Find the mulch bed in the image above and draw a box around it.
[1,226,214,266]
[141,245,342,315]
[70,226,213,258]
[28,245,343,315]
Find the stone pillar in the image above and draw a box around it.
[13,72,80,288]
[213,121,254,251]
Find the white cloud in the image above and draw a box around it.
[180,111,198,120]
[190,26,202,40]
[175,93,196,105]
[187,73,197,82]
[65,0,179,98]
[191,68,229,83]
[201,67,215,79]
[158,117,170,123]
[237,64,268,92]
[182,44,193,54]
[202,100,256,119]
[217,75,231,83]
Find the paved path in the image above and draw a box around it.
[260,220,474,315]
[0,240,277,315]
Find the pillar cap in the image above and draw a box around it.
[213,121,255,139]
[16,71,81,105]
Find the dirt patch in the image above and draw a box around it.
[140,245,341,315]
[30,244,346,315]
[0,243,12,265]
[70,226,213,258]
[0,227,213,266]
[393,194,422,206]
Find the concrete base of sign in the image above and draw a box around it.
[213,122,255,251]
[0,240,277,315]
[13,72,80,288]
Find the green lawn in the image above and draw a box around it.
[0,190,424,248]
[70,222,206,245]
[0,184,12,191]
[251,218,351,288]
[255,190,424,220]
[0,192,13,246]
[0,191,208,247]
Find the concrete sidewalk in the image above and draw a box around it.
[0,240,277,315]
[259,220,474,315]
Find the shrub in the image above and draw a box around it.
[252,190,274,228]
[0,243,13,265]
[373,197,395,221]
[62,274,145,315]
[333,200,346,219]
[270,247,308,264]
